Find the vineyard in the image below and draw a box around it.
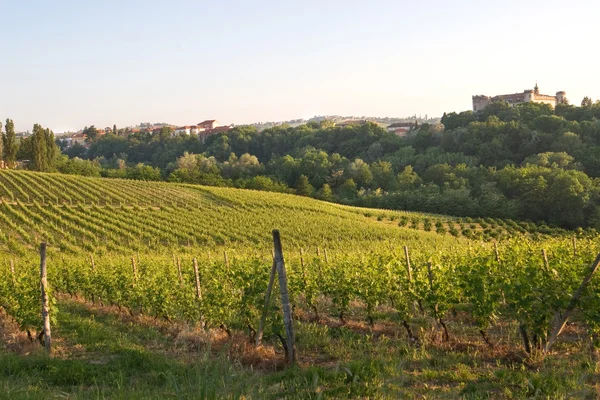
[1,170,600,398]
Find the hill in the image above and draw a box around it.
[0,170,458,255]
[0,170,570,256]
[1,170,600,398]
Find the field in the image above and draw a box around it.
[1,170,600,399]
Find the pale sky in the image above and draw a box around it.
[1,0,598,132]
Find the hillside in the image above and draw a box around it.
[0,170,460,255]
[1,171,600,398]
[0,170,573,256]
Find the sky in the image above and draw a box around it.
[1,0,598,132]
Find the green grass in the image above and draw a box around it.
[1,299,598,399]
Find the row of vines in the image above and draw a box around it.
[2,236,600,355]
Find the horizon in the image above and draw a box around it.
[2,0,598,132]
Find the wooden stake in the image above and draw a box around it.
[131,257,138,285]
[40,243,51,354]
[494,242,500,263]
[404,246,413,282]
[545,253,600,353]
[316,247,321,257]
[324,248,329,263]
[224,251,230,270]
[90,254,96,304]
[9,259,15,284]
[256,260,277,346]
[572,237,577,257]
[177,256,183,286]
[273,230,297,365]
[193,258,203,301]
[542,249,550,272]
[193,258,204,326]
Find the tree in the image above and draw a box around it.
[83,126,99,143]
[318,183,334,201]
[397,165,422,190]
[32,124,48,171]
[295,174,314,197]
[3,118,18,167]
[582,97,593,107]
[113,124,117,135]
[45,128,58,170]
[337,178,357,200]
[345,158,373,188]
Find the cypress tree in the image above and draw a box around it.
[3,119,17,167]
[32,124,48,171]
[45,128,58,170]
[113,124,117,135]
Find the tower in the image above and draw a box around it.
[556,91,567,104]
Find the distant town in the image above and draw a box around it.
[30,114,440,149]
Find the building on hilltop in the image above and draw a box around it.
[472,83,567,112]
[386,121,418,136]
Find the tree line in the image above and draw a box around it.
[4,97,600,229]
[0,120,59,171]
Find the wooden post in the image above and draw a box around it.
[316,247,321,257]
[542,249,550,272]
[131,257,138,286]
[224,251,230,270]
[193,258,204,326]
[9,259,15,284]
[90,254,96,304]
[403,246,413,282]
[256,260,277,346]
[324,248,329,263]
[494,242,500,263]
[572,237,577,257]
[273,230,297,365]
[193,258,203,301]
[299,248,306,273]
[40,243,51,354]
[177,256,183,286]
[545,253,600,353]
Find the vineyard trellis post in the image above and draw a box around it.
[273,230,297,365]
[324,248,329,263]
[192,258,204,327]
[131,257,138,286]
[40,242,52,354]
[542,249,550,273]
[572,237,577,257]
[224,251,230,271]
[177,256,183,286]
[90,254,96,304]
[10,259,15,284]
[494,242,500,263]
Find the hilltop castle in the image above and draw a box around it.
[472,84,566,112]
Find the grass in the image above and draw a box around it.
[1,299,599,399]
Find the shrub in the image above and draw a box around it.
[423,219,432,231]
